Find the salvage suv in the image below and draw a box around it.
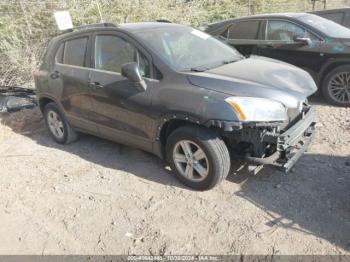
[34,22,316,190]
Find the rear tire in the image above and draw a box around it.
[44,102,78,144]
[166,125,230,190]
[322,65,350,106]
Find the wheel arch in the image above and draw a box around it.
[319,61,350,106]
[319,60,350,86]
[159,119,196,145]
[154,112,236,159]
[38,96,56,113]
[154,114,203,159]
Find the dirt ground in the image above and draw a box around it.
[0,97,349,255]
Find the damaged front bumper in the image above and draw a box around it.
[245,106,316,172]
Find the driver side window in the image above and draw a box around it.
[266,20,318,41]
[94,35,150,78]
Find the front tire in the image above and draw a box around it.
[44,102,78,144]
[322,65,350,106]
[166,126,230,190]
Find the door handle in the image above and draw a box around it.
[95,83,104,89]
[88,81,104,89]
[50,71,60,79]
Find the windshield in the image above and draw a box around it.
[134,26,242,71]
[298,14,350,38]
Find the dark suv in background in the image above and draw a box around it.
[312,8,350,28]
[34,22,316,190]
[205,13,350,106]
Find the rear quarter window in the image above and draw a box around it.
[63,37,88,67]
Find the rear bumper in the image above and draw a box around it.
[246,106,316,172]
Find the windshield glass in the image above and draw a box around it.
[298,14,350,38]
[134,26,242,71]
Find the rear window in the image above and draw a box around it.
[63,37,88,67]
[228,20,261,39]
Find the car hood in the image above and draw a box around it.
[185,56,317,108]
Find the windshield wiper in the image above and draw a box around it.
[222,57,244,64]
[222,59,236,65]
[188,58,242,72]
[190,67,208,72]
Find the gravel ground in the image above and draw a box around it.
[0,98,349,255]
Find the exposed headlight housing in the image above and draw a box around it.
[225,97,287,122]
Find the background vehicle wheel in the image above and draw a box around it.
[322,65,350,106]
[166,125,230,190]
[44,102,78,144]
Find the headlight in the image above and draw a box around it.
[225,97,287,122]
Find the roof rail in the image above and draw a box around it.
[61,22,118,34]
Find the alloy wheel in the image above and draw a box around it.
[173,140,209,182]
[47,110,64,139]
[328,72,350,104]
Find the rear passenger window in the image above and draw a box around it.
[63,37,88,67]
[94,35,150,77]
[228,21,260,39]
[55,43,64,63]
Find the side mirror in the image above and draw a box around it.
[293,36,312,45]
[121,62,147,92]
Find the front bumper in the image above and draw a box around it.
[246,106,316,172]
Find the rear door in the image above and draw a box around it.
[256,19,323,80]
[50,35,97,132]
[88,32,155,151]
[224,20,264,56]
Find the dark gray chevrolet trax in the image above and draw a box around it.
[34,22,316,190]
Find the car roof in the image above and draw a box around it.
[51,22,187,43]
[118,22,186,32]
[237,12,309,19]
[207,12,310,26]
[60,22,185,35]
[204,12,329,38]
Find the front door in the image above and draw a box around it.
[256,19,323,80]
[88,32,154,151]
